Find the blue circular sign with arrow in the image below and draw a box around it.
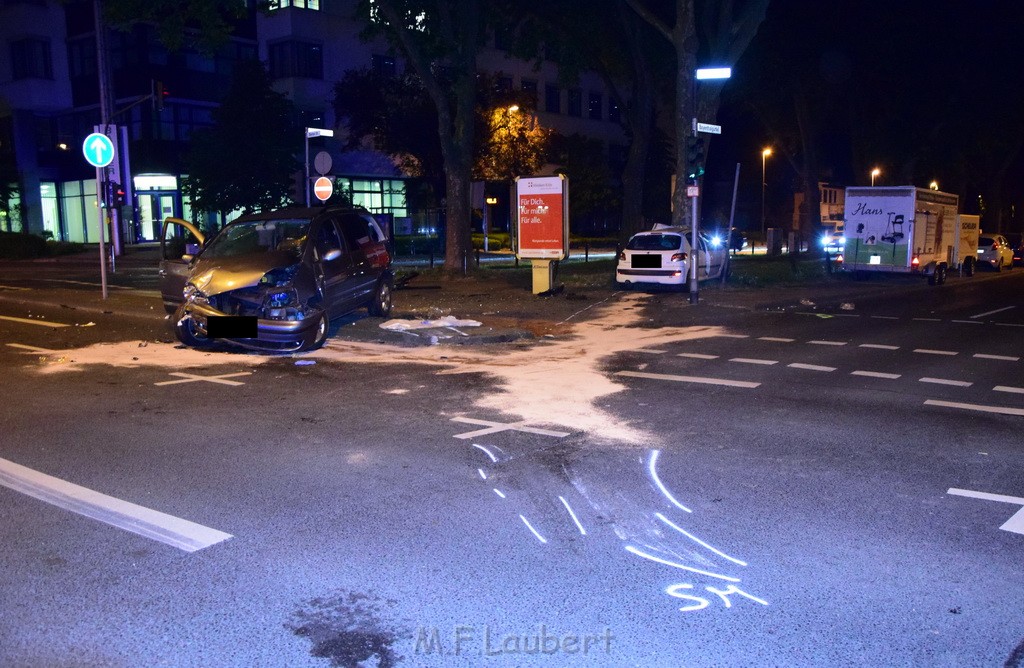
[82,132,115,168]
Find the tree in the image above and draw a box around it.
[474,104,549,182]
[181,61,299,218]
[104,0,245,52]
[548,133,618,233]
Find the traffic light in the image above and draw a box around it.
[104,181,125,207]
[686,136,706,181]
[153,80,166,112]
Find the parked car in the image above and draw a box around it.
[976,233,1015,271]
[1005,232,1023,267]
[159,206,393,351]
[616,226,727,288]
[820,230,845,255]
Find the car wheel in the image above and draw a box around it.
[300,309,329,351]
[963,258,975,277]
[368,277,393,317]
[995,257,1003,272]
[173,307,211,348]
[935,264,947,285]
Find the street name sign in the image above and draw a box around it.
[697,122,722,135]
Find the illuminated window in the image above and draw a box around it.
[269,0,321,9]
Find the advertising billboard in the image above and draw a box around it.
[515,175,569,260]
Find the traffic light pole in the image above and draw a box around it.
[689,109,700,304]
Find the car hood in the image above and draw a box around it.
[188,251,299,296]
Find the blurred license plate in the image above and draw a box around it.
[207,316,258,338]
[632,255,661,269]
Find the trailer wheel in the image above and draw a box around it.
[963,258,975,277]
[930,264,947,285]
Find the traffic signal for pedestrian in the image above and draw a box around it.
[686,136,706,180]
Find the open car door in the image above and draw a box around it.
[158,217,205,313]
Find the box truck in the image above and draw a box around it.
[842,186,978,284]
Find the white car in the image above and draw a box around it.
[977,234,1014,271]
[616,226,727,288]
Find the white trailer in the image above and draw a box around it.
[842,186,978,284]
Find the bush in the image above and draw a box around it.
[0,232,48,259]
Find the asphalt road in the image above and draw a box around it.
[0,264,1022,667]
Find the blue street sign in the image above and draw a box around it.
[82,132,115,168]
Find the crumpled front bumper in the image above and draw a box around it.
[179,300,319,347]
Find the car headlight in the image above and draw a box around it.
[259,264,300,287]
[182,283,208,305]
[821,235,830,246]
[710,235,722,247]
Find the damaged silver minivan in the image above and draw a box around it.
[159,206,393,351]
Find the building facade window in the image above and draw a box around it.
[521,78,537,107]
[608,99,621,123]
[268,41,323,79]
[371,54,396,77]
[11,37,52,80]
[269,0,321,9]
[337,178,407,218]
[588,91,602,120]
[567,89,582,117]
[545,84,561,114]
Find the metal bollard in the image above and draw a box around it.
[475,247,480,267]
[585,241,589,262]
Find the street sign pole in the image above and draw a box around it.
[95,167,108,299]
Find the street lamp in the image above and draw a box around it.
[689,66,731,305]
[871,167,881,186]
[761,147,772,237]
[305,127,334,206]
[929,180,939,190]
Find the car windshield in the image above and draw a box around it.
[627,234,683,251]
[979,236,995,246]
[202,220,310,259]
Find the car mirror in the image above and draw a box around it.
[181,254,193,262]
[324,248,342,262]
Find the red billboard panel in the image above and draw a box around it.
[516,176,569,260]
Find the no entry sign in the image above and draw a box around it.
[313,176,333,202]
[515,175,569,260]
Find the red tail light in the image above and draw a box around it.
[619,251,626,261]
[835,254,844,263]
[911,255,920,266]
[671,252,688,262]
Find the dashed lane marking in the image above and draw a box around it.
[994,386,1024,395]
[615,370,760,389]
[635,349,668,354]
[919,377,973,387]
[971,306,1016,319]
[729,358,778,365]
[913,318,942,322]
[947,487,1024,535]
[715,334,750,339]
[974,354,1020,362]
[678,353,719,360]
[787,363,836,372]
[6,343,59,353]
[851,370,901,380]
[951,319,984,325]
[154,371,252,387]
[995,323,1024,328]
[808,340,847,346]
[0,456,232,552]
[913,348,958,356]
[451,417,570,440]
[0,285,31,291]
[925,400,1024,417]
[0,315,70,329]
[870,315,899,320]
[758,337,794,342]
[860,343,900,350]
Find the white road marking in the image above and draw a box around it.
[471,444,499,463]
[519,515,548,544]
[715,334,750,339]
[913,318,942,322]
[808,340,847,346]
[648,450,692,513]
[974,354,1020,361]
[559,496,587,536]
[6,343,59,353]
[493,489,506,499]
[851,370,901,380]
[994,386,1024,395]
[788,363,836,372]
[477,468,487,480]
[971,305,1016,319]
[925,400,1024,417]
[0,456,231,552]
[154,371,252,386]
[678,353,719,360]
[729,358,778,365]
[0,285,31,291]
[758,337,794,343]
[947,487,1024,535]
[451,416,570,440]
[860,343,899,350]
[616,371,760,389]
[635,349,667,354]
[870,315,899,320]
[995,323,1024,328]
[913,348,957,356]
[951,319,984,325]
[919,377,973,387]
[624,545,739,582]
[0,315,70,329]
[655,512,747,566]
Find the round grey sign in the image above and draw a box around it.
[314,151,333,176]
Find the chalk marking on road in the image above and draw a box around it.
[477,468,488,480]
[154,371,252,386]
[0,456,231,552]
[0,315,70,329]
[0,285,31,291]
[471,444,499,463]
[994,385,1024,395]
[870,315,899,320]
[714,334,750,339]
[851,370,901,380]
[624,545,739,582]
[655,512,747,566]
[519,515,548,544]
[947,487,1024,535]
[6,343,59,353]
[758,337,795,343]
[951,319,984,325]
[860,343,900,350]
[788,363,836,372]
[648,450,692,513]
[995,322,1024,328]
[971,305,1016,319]
[451,416,570,440]
[974,354,1020,361]
[919,377,973,387]
[913,318,942,322]
[913,348,958,356]
[678,353,719,360]
[493,489,506,499]
[559,496,587,535]
[808,340,847,346]
[635,349,667,354]
[925,399,1024,417]
[617,371,760,389]
[729,358,778,365]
